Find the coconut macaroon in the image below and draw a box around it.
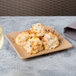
[15,23,60,55]
[15,31,29,46]
[42,32,59,50]
[30,23,45,37]
[24,37,43,54]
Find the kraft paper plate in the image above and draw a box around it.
[6,25,72,59]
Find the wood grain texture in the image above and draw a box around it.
[5,25,72,59]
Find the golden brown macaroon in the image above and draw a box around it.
[24,37,43,54]
[30,23,45,37]
[15,31,29,46]
[42,32,59,50]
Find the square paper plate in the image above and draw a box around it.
[6,25,72,59]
